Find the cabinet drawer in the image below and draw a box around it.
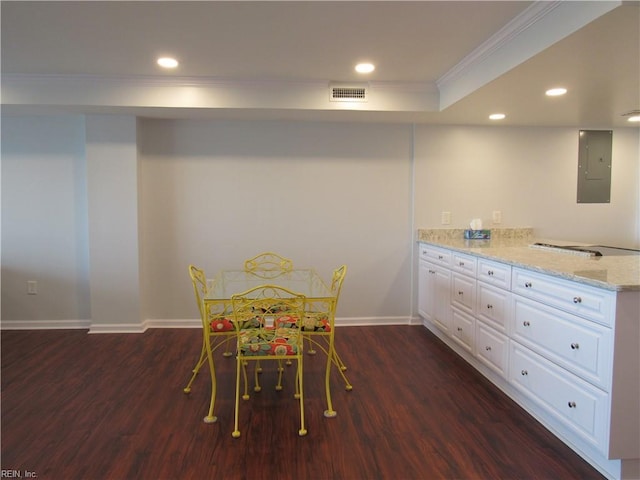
[476,282,511,333]
[509,343,609,453]
[512,268,614,326]
[451,273,476,314]
[477,259,511,289]
[476,321,509,378]
[451,252,477,277]
[419,244,451,267]
[512,296,611,389]
[451,307,475,353]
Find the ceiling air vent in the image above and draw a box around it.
[329,83,368,102]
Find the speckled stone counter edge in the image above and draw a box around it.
[417,228,640,291]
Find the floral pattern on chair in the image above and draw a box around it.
[238,325,300,356]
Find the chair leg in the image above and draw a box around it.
[203,338,218,424]
[232,356,242,438]
[331,348,353,391]
[184,339,207,394]
[242,361,250,400]
[275,360,284,391]
[297,359,307,436]
[222,336,233,357]
[306,335,317,355]
[323,342,337,418]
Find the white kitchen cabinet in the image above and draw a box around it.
[510,341,609,452]
[476,281,510,334]
[418,246,451,333]
[418,243,639,479]
[476,320,509,377]
[478,258,511,290]
[451,272,476,314]
[512,267,613,326]
[451,306,475,353]
[512,295,612,390]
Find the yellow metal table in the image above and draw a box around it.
[201,269,338,423]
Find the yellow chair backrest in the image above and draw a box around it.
[231,284,306,334]
[243,252,294,278]
[330,265,347,300]
[189,265,207,320]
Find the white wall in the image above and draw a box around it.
[138,119,414,323]
[414,126,640,248]
[2,115,638,328]
[1,115,90,324]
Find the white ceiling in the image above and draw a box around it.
[2,1,639,127]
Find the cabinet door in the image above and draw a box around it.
[418,260,434,321]
[418,260,451,333]
[476,321,509,378]
[452,306,475,353]
[476,282,511,333]
[510,342,609,453]
[452,272,476,314]
[512,295,612,389]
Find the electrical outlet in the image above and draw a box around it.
[492,210,502,224]
[441,211,451,225]
[27,280,38,295]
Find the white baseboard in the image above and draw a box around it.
[0,319,91,330]
[1,316,417,332]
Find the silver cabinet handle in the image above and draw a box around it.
[521,370,528,376]
[457,327,463,332]
[459,261,465,266]
[485,346,492,351]
[568,401,577,408]
[458,291,464,295]
[523,321,530,327]
[438,255,444,260]
[525,282,532,288]
[486,304,493,309]
[573,296,582,304]
[571,343,580,350]
[487,270,494,276]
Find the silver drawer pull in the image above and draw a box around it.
[525,282,532,288]
[523,321,530,327]
[459,261,465,266]
[485,346,492,351]
[486,304,493,309]
[571,343,580,350]
[438,255,444,259]
[573,296,582,304]
[458,291,464,295]
[568,401,577,408]
[488,270,494,276]
[457,327,463,332]
[521,370,528,376]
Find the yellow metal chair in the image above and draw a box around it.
[230,285,307,438]
[301,265,352,418]
[185,265,236,424]
[243,251,294,278]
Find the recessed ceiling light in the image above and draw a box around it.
[489,113,506,120]
[355,63,375,74]
[627,115,640,123]
[622,110,640,122]
[545,87,567,96]
[157,57,179,69]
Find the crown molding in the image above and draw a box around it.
[437,1,561,87]
[436,0,621,109]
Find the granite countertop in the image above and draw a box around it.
[418,228,640,292]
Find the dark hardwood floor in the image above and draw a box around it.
[2,326,605,480]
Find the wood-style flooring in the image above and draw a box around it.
[1,326,605,480]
